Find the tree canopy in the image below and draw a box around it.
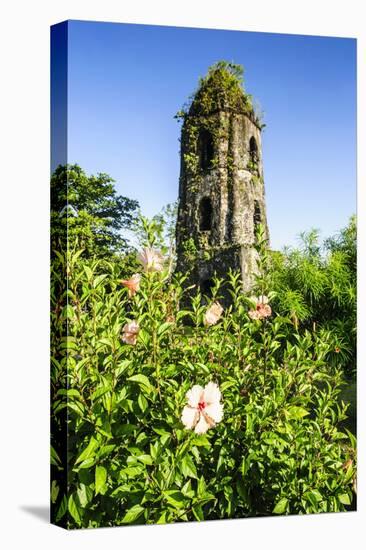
[51,164,139,257]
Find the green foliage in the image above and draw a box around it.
[269,218,356,376]
[134,204,177,252]
[181,237,198,263]
[177,61,253,119]
[247,160,259,173]
[325,214,356,274]
[51,164,139,257]
[175,60,264,133]
[51,226,356,528]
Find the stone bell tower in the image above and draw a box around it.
[175,62,269,299]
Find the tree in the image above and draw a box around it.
[51,164,139,257]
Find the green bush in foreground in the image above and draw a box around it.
[51,234,356,528]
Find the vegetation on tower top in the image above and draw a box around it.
[176,61,263,126]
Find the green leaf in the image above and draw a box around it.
[181,480,194,498]
[157,322,173,336]
[236,479,248,501]
[273,497,288,514]
[62,305,75,320]
[75,437,99,465]
[121,504,145,524]
[150,441,160,461]
[83,265,93,280]
[163,490,187,509]
[50,445,61,467]
[156,510,169,524]
[345,429,357,450]
[68,493,81,525]
[241,456,250,477]
[91,385,111,402]
[51,480,59,504]
[60,337,79,350]
[120,465,144,478]
[191,434,210,447]
[77,457,96,469]
[97,444,116,460]
[309,489,322,502]
[344,463,354,483]
[192,504,204,521]
[287,406,309,420]
[153,427,171,436]
[95,465,107,495]
[93,274,108,288]
[138,393,148,413]
[138,329,150,347]
[216,447,226,473]
[98,337,114,348]
[338,493,351,505]
[304,489,322,509]
[197,476,207,498]
[181,454,198,479]
[77,483,93,507]
[55,494,67,522]
[116,424,138,436]
[67,401,85,417]
[220,380,237,392]
[128,374,154,394]
[114,359,132,378]
[137,454,153,465]
[57,388,81,398]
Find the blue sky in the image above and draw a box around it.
[56,20,356,250]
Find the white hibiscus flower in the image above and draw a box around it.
[181,382,223,434]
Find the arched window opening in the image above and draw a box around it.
[249,136,259,163]
[200,278,214,297]
[199,129,214,171]
[199,197,213,231]
[254,201,261,239]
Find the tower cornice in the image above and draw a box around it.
[183,108,263,130]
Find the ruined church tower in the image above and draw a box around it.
[175,62,269,299]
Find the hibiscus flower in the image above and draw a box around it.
[137,247,164,273]
[121,320,140,345]
[120,273,141,298]
[181,382,223,434]
[204,302,223,326]
[248,295,272,320]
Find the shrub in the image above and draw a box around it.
[269,219,356,376]
[51,234,356,528]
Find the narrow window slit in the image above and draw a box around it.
[254,200,262,241]
[199,129,214,170]
[249,136,259,163]
[199,197,213,231]
[254,200,261,226]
